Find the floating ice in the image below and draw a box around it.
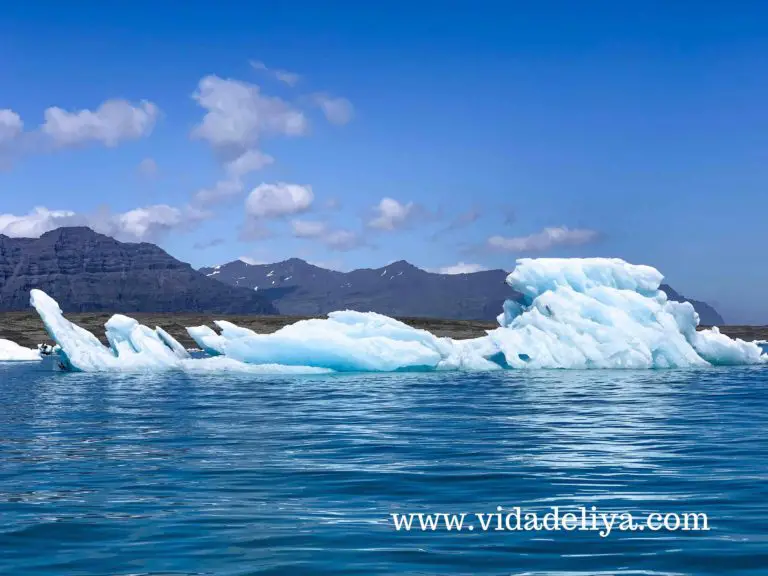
[187,312,499,372]
[29,290,329,374]
[0,338,40,362]
[28,258,767,373]
[490,258,765,368]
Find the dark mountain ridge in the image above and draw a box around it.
[201,258,725,325]
[0,226,724,323]
[0,227,276,314]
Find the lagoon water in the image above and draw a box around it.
[0,362,766,575]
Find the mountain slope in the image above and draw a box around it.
[0,227,277,314]
[201,258,725,324]
[659,284,724,325]
[201,258,515,320]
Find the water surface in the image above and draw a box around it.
[1,362,766,574]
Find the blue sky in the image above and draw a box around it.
[1,1,768,322]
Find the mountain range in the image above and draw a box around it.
[0,228,276,314]
[0,227,724,324]
[199,257,725,325]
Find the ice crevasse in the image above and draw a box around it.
[28,257,767,373]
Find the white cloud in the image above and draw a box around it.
[291,219,327,238]
[250,60,301,87]
[191,75,307,152]
[0,204,206,243]
[437,262,488,274]
[137,157,158,178]
[193,178,244,207]
[312,93,354,125]
[115,204,207,241]
[291,218,362,251]
[193,150,275,208]
[487,226,600,252]
[275,70,302,87]
[246,182,313,218]
[368,197,415,231]
[0,109,23,143]
[225,149,274,178]
[239,182,314,241]
[0,207,84,238]
[322,229,362,250]
[190,77,292,207]
[42,99,159,147]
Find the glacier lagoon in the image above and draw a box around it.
[2,256,768,574]
[19,257,768,372]
[1,361,767,574]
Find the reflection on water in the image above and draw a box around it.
[0,362,767,575]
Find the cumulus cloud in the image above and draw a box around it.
[191,75,307,154]
[41,99,159,147]
[238,182,314,241]
[137,157,158,178]
[250,60,301,87]
[0,204,206,243]
[193,178,245,207]
[245,182,313,219]
[0,109,23,143]
[0,207,84,238]
[115,205,207,241]
[225,149,274,178]
[192,151,275,208]
[290,218,363,251]
[311,93,354,125]
[436,262,488,274]
[367,197,416,231]
[487,226,600,252]
[291,219,327,238]
[322,229,362,251]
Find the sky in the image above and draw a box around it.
[1,1,768,323]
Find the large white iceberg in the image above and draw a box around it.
[186,313,499,372]
[492,258,764,368]
[28,257,767,373]
[0,338,40,362]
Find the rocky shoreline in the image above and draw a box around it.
[1,312,766,350]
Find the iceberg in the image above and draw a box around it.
[491,258,765,368]
[0,338,40,362]
[186,312,499,372]
[29,290,330,374]
[28,257,767,373]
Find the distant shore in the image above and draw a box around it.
[2,312,767,350]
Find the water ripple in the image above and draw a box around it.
[0,363,766,574]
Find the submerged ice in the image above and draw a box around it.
[28,257,767,373]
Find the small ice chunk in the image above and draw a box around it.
[0,338,40,361]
